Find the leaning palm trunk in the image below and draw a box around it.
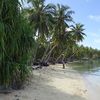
[55,53,64,63]
[32,41,39,63]
[44,45,57,63]
[0,0,34,89]
[41,42,50,63]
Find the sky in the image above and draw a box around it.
[24,0,100,50]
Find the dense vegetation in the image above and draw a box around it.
[0,0,34,89]
[73,45,100,60]
[0,0,100,89]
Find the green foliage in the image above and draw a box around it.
[70,23,86,42]
[27,0,86,63]
[76,45,100,59]
[0,0,34,89]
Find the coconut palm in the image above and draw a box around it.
[27,0,56,63]
[53,4,74,43]
[71,23,86,42]
[44,4,74,63]
[28,0,55,39]
[65,23,86,62]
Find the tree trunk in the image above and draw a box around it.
[41,43,50,63]
[44,45,57,63]
[33,31,40,63]
[55,53,63,63]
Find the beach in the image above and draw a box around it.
[0,64,88,100]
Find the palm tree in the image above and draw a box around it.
[44,4,74,63]
[71,23,86,42]
[54,4,74,41]
[28,0,55,39]
[65,23,86,62]
[27,0,56,63]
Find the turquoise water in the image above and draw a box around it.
[69,60,100,74]
[69,60,100,100]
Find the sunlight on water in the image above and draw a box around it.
[69,59,100,74]
[69,60,100,100]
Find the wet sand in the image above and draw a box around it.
[83,71,100,100]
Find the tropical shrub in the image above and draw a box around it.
[0,0,34,89]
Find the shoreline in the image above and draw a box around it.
[0,64,88,100]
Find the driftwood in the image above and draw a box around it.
[0,88,13,94]
[32,62,49,70]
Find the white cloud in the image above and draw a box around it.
[66,28,72,32]
[88,15,100,22]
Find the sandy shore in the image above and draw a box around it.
[0,64,88,100]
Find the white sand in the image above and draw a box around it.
[0,64,88,100]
